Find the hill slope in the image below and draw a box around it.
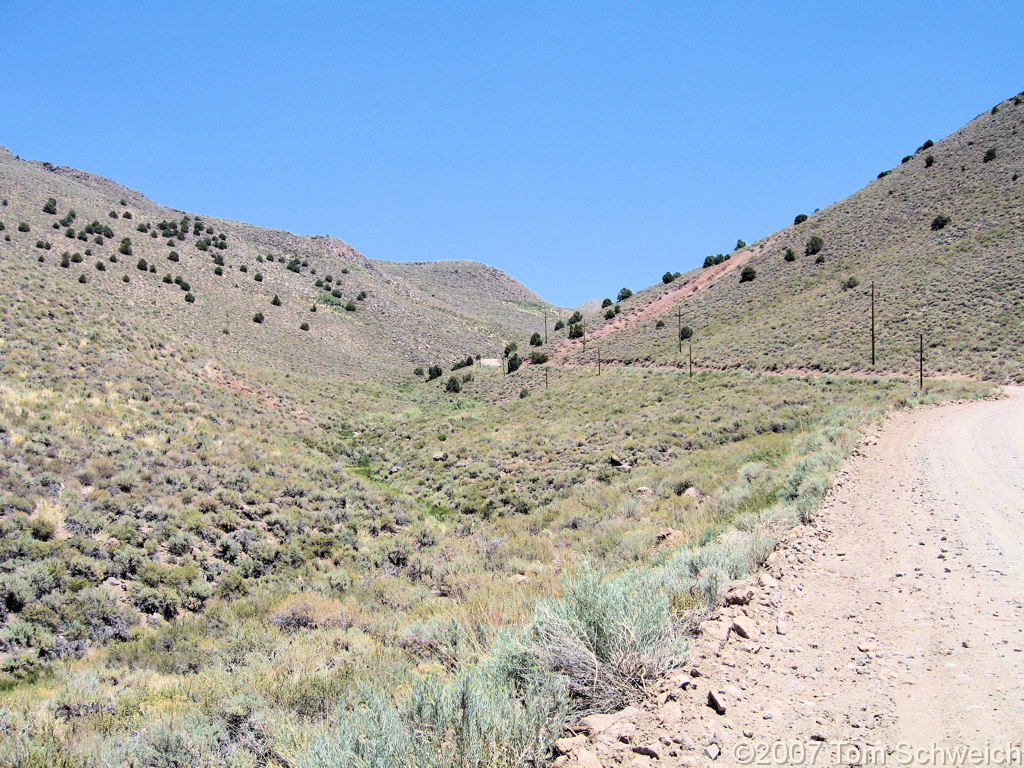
[0,148,556,379]
[547,92,1024,382]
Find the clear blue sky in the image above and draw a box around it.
[2,2,1022,307]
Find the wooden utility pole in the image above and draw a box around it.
[871,282,876,367]
[689,343,693,380]
[677,306,682,353]
[582,319,586,352]
[919,333,924,390]
[545,369,548,390]
[543,310,548,344]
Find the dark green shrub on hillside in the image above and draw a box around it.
[300,321,310,331]
[931,214,951,231]
[109,210,118,219]
[239,264,248,273]
[60,254,70,268]
[357,291,367,300]
[794,214,808,225]
[815,254,825,264]
[43,198,57,214]
[95,261,106,272]
[617,287,632,301]
[330,288,343,298]
[614,304,620,315]
[553,319,565,331]
[983,148,997,163]
[18,222,29,232]
[118,238,132,255]
[679,325,693,341]
[740,266,756,283]
[413,367,424,376]
[735,239,746,250]
[877,170,890,179]
[162,273,172,284]
[655,319,665,328]
[71,252,83,263]
[601,298,612,308]
[122,274,130,283]
[184,292,195,303]
[568,311,583,324]
[901,155,912,164]
[271,295,282,306]
[444,376,462,393]
[520,387,530,398]
[841,276,860,291]
[78,274,87,284]
[918,139,934,152]
[529,332,542,346]
[65,227,75,238]
[784,247,796,262]
[529,351,548,364]
[662,272,675,284]
[506,353,523,373]
[214,266,223,276]
[568,323,584,339]
[254,273,263,282]
[504,342,518,358]
[287,258,302,273]
[253,312,264,324]
[805,235,824,255]
[604,308,615,320]
[925,154,935,168]
[344,301,356,312]
[427,365,442,381]
[122,211,132,219]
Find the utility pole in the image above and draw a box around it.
[689,343,693,380]
[919,333,924,391]
[543,309,548,344]
[582,319,586,353]
[677,306,682,353]
[871,282,876,367]
[545,369,548,391]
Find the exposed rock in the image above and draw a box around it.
[724,585,754,606]
[575,747,602,768]
[580,706,641,736]
[636,486,654,495]
[658,702,683,725]
[704,743,721,760]
[431,451,447,461]
[632,743,661,759]
[610,454,625,466]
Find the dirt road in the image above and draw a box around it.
[557,388,1024,767]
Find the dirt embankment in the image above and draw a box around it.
[554,387,1024,767]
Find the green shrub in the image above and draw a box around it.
[507,353,523,373]
[254,272,263,282]
[78,274,87,284]
[601,298,612,308]
[931,214,951,231]
[427,365,443,381]
[553,320,565,331]
[94,261,106,272]
[662,272,675,284]
[529,351,548,365]
[444,376,462,393]
[841,276,860,291]
[679,325,693,341]
[168,251,179,262]
[604,309,615,320]
[655,319,665,328]
[42,198,57,214]
[983,148,997,163]
[122,274,130,283]
[784,247,796,262]
[735,239,746,250]
[271,294,282,306]
[185,292,195,303]
[739,266,756,283]
[136,258,147,271]
[815,254,825,264]
[925,154,935,168]
[118,238,132,255]
[805,235,823,255]
[344,301,356,312]
[520,388,530,398]
[300,322,310,331]
[413,367,424,376]
[568,323,584,340]
[568,311,582,324]
[253,312,265,324]
[616,287,632,302]
[529,332,542,346]
[18,222,29,232]
[357,291,367,300]
[793,214,808,225]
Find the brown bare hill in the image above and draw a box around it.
[0,147,555,380]
[549,92,1024,382]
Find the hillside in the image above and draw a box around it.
[0,147,557,380]
[546,92,1024,382]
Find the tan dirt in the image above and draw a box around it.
[556,387,1024,767]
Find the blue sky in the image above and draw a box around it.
[2,2,1022,306]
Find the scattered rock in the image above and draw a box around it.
[632,743,661,759]
[431,451,447,461]
[704,743,721,760]
[580,706,641,736]
[574,748,602,768]
[707,690,727,715]
[732,616,759,639]
[724,585,755,606]
[636,486,653,495]
[610,455,625,466]
[554,736,586,755]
